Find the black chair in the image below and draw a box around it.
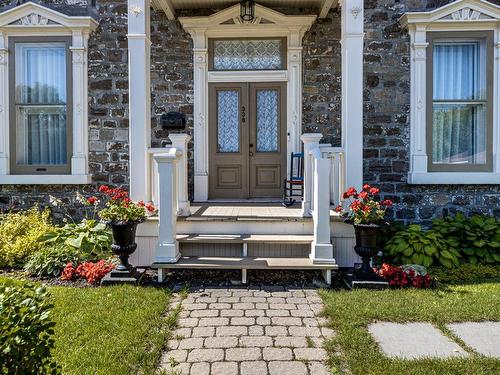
[283,152,304,207]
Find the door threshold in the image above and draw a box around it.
[195,198,284,204]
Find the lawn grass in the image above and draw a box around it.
[1,277,175,375]
[320,281,500,375]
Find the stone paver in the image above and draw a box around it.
[158,287,333,374]
[368,322,468,359]
[447,322,500,358]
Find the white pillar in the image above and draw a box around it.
[287,30,304,163]
[310,153,334,263]
[128,0,151,201]
[154,150,180,263]
[341,0,364,190]
[70,30,90,177]
[169,133,191,216]
[0,32,9,175]
[301,133,322,217]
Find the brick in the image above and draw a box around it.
[167,339,179,350]
[267,297,286,303]
[226,348,261,361]
[231,317,255,326]
[303,318,319,327]
[253,291,271,297]
[290,309,314,317]
[248,325,264,336]
[285,297,308,304]
[239,336,273,347]
[218,297,240,303]
[178,318,198,327]
[265,326,288,336]
[294,348,328,361]
[274,336,308,348]
[321,327,335,338]
[198,317,229,327]
[192,326,215,337]
[182,303,207,310]
[269,304,296,310]
[208,303,231,309]
[256,317,271,325]
[163,349,187,363]
[216,326,248,337]
[263,347,293,361]
[308,361,331,375]
[266,309,290,317]
[255,303,269,310]
[271,317,303,326]
[221,309,244,317]
[204,336,238,348]
[268,361,307,375]
[271,292,292,298]
[178,337,204,349]
[233,303,255,310]
[190,309,219,318]
[245,309,265,317]
[212,362,238,375]
[187,348,224,362]
[196,297,217,303]
[289,327,322,337]
[241,297,267,303]
[240,361,268,375]
[190,362,210,375]
[173,328,192,338]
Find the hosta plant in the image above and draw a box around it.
[24,246,80,277]
[383,224,461,268]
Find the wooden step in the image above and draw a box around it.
[152,256,337,270]
[176,234,314,244]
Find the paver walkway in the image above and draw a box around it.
[159,287,334,375]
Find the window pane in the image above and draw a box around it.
[256,89,278,152]
[16,106,67,165]
[432,103,486,165]
[433,42,483,100]
[217,90,239,153]
[15,43,67,104]
[213,39,282,70]
[15,42,68,167]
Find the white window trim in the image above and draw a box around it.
[0,2,97,184]
[400,0,500,184]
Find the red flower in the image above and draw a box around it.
[138,200,145,207]
[145,203,156,212]
[358,191,368,200]
[382,199,393,206]
[98,185,110,193]
[87,196,98,205]
[334,205,343,213]
[343,187,358,199]
[363,184,371,191]
[369,187,380,195]
[350,200,362,212]
[123,197,131,204]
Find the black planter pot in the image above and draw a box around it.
[108,220,141,271]
[353,224,381,281]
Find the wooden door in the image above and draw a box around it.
[208,82,286,199]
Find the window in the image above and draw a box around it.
[209,38,286,71]
[10,37,72,174]
[427,32,493,172]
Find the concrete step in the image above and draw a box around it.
[176,234,314,244]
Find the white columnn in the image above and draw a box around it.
[0,32,8,176]
[169,133,191,216]
[127,0,151,201]
[341,0,364,190]
[301,133,323,217]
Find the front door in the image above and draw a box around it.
[209,82,286,199]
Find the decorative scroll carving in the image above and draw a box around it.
[351,6,362,19]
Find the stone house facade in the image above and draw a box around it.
[0,0,499,225]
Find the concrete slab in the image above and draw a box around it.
[368,322,467,359]
[447,322,500,358]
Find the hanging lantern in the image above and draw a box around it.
[240,0,255,22]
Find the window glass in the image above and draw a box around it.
[432,41,487,166]
[15,42,68,166]
[256,89,279,152]
[217,90,240,152]
[212,39,283,70]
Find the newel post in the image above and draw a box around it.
[301,133,323,217]
[154,150,180,267]
[169,133,191,216]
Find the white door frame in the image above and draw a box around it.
[179,4,316,201]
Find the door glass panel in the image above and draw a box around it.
[213,39,283,70]
[217,90,239,153]
[256,89,278,152]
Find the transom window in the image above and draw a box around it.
[10,37,72,174]
[427,31,493,172]
[209,38,286,71]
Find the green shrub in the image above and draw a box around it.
[0,208,56,267]
[432,213,500,264]
[430,263,500,283]
[0,281,59,374]
[383,224,461,268]
[40,219,112,262]
[24,246,80,278]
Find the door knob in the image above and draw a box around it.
[249,143,254,148]
[249,151,254,157]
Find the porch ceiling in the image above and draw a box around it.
[152,0,338,20]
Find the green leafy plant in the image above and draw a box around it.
[24,246,80,277]
[383,224,461,268]
[0,208,56,267]
[39,219,112,261]
[0,282,60,374]
[429,263,500,283]
[432,213,500,264]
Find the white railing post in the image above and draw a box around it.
[154,149,180,267]
[310,149,334,263]
[169,133,191,216]
[301,133,323,217]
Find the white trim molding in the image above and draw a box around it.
[179,4,316,201]
[400,0,500,185]
[0,2,97,185]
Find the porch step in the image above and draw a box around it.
[152,256,337,270]
[176,234,314,244]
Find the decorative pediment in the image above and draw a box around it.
[400,0,500,27]
[0,1,97,30]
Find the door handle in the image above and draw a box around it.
[249,143,254,148]
[249,151,254,157]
